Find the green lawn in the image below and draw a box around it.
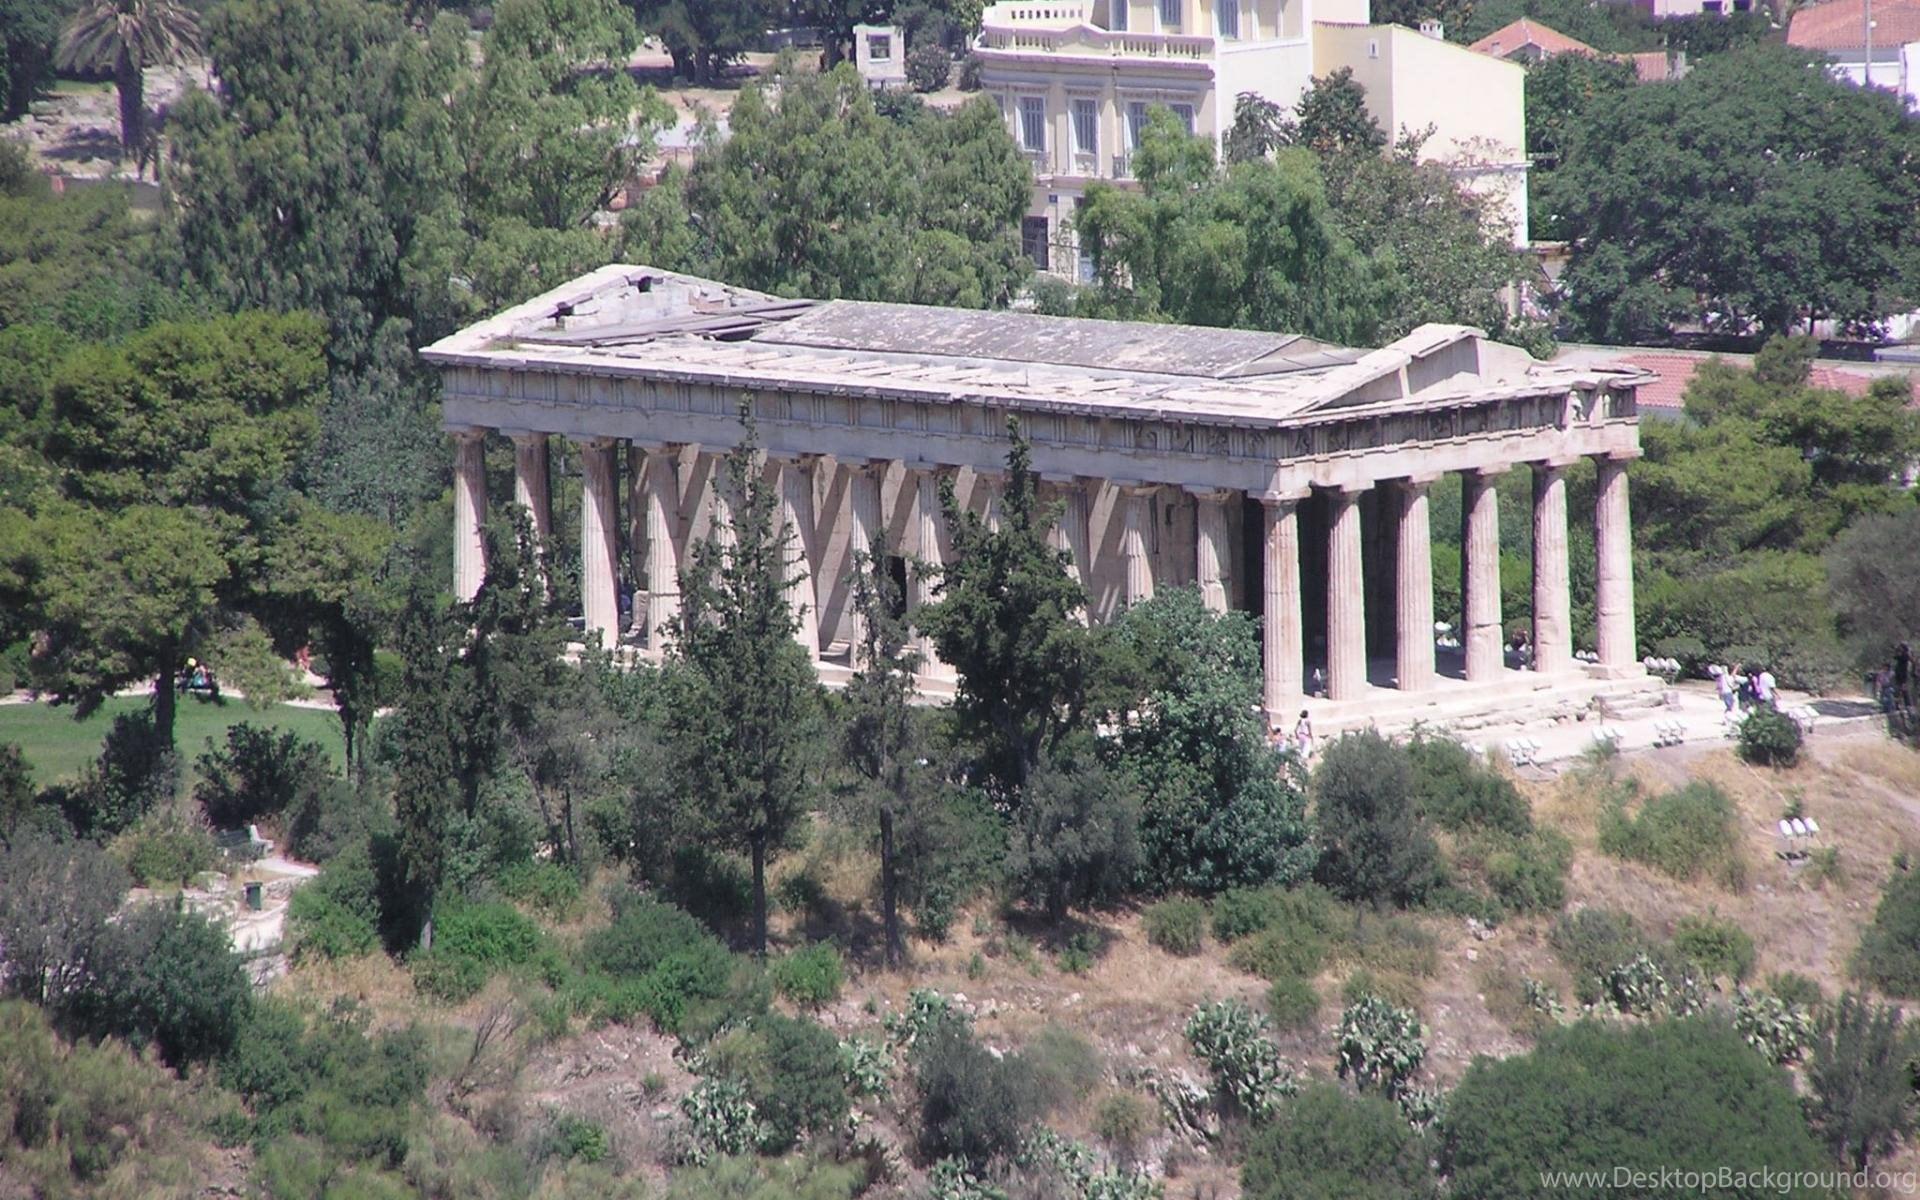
[0,695,346,788]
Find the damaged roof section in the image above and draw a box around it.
[425,264,1652,425]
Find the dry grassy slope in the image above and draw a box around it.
[267,728,1920,1198]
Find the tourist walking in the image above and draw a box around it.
[1293,710,1315,761]
[1714,665,1736,714]
[1755,665,1777,709]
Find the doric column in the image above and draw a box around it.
[1326,484,1368,701]
[707,452,737,553]
[452,427,487,602]
[772,454,820,659]
[1462,465,1506,682]
[1260,494,1305,714]
[1192,488,1231,613]
[1118,483,1155,607]
[1395,475,1437,693]
[508,432,551,546]
[973,468,1005,532]
[845,460,887,664]
[575,436,620,651]
[1594,452,1639,670]
[909,465,949,673]
[641,444,683,656]
[1042,474,1093,616]
[1531,459,1574,675]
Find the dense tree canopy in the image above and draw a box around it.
[630,65,1031,309]
[1547,44,1920,341]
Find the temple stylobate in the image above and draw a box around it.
[423,265,1656,728]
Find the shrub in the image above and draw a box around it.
[680,1077,767,1161]
[1093,1091,1156,1163]
[580,893,739,1033]
[1054,931,1099,974]
[1023,1024,1103,1111]
[1266,975,1321,1031]
[1406,732,1530,835]
[1737,705,1803,767]
[1805,994,1920,1170]
[1212,882,1342,943]
[116,813,217,887]
[1230,923,1329,981]
[769,943,843,1009]
[1768,971,1824,1011]
[1143,897,1207,956]
[1597,780,1746,888]
[195,724,331,829]
[287,846,381,961]
[1007,754,1142,919]
[1733,989,1815,1065]
[957,52,983,90]
[550,1113,609,1164]
[1548,909,1672,1005]
[497,860,584,917]
[1471,828,1572,916]
[1312,733,1442,907]
[1242,1082,1435,1200]
[64,711,179,839]
[412,897,550,1002]
[81,901,251,1070]
[1442,1018,1832,1198]
[286,778,392,865]
[912,1021,1045,1167]
[906,42,951,92]
[1184,998,1297,1119]
[1673,912,1756,983]
[1852,866,1920,997]
[1334,994,1425,1099]
[708,1014,849,1153]
[0,834,129,1005]
[221,999,429,1162]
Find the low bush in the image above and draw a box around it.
[1143,896,1207,956]
[1597,781,1747,889]
[287,846,381,961]
[1852,867,1920,997]
[412,898,550,1002]
[79,900,252,1070]
[195,724,331,829]
[1024,1024,1104,1110]
[707,1014,849,1153]
[578,892,742,1034]
[1093,1091,1156,1163]
[1406,732,1530,836]
[1738,706,1803,767]
[1242,1082,1435,1200]
[63,711,179,840]
[1769,971,1825,1011]
[1230,923,1329,981]
[912,1021,1045,1168]
[1673,912,1756,983]
[1212,883,1342,943]
[115,813,217,887]
[549,1113,609,1164]
[497,860,584,917]
[1185,998,1297,1120]
[286,778,391,865]
[1548,909,1676,1006]
[1313,733,1443,908]
[1266,975,1321,1031]
[769,943,843,1009]
[1335,994,1425,1099]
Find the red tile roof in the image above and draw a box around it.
[1625,50,1674,81]
[1600,351,1917,409]
[1788,0,1920,52]
[1469,17,1603,58]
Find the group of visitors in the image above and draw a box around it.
[1271,710,1315,763]
[176,658,219,698]
[1712,662,1777,714]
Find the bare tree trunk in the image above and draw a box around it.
[114,48,142,167]
[751,836,768,958]
[153,666,177,746]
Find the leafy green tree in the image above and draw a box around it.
[1442,1018,1833,1198]
[1548,44,1920,340]
[1804,994,1920,1171]
[629,65,1031,309]
[1523,52,1635,241]
[54,0,201,165]
[841,529,925,965]
[1243,1083,1436,1200]
[1105,587,1315,894]
[1223,91,1290,165]
[1075,110,1380,343]
[1312,732,1442,907]
[80,900,251,1070]
[1007,748,1141,920]
[0,0,74,118]
[1827,506,1920,669]
[1290,68,1386,157]
[664,433,821,956]
[0,833,128,1005]
[915,426,1090,801]
[0,156,179,337]
[629,0,774,82]
[0,743,30,843]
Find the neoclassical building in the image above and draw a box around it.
[424,266,1653,727]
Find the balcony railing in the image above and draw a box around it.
[978,2,1218,60]
[981,0,1093,25]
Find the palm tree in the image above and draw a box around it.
[55,0,201,168]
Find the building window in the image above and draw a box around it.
[1170,102,1196,134]
[1018,96,1047,151]
[1071,98,1099,157]
[1022,216,1050,270]
[1126,101,1149,148]
[868,33,891,60]
[1159,0,1181,28]
[1216,0,1239,37]
[1109,0,1128,29]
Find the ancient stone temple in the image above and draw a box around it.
[424,265,1654,729]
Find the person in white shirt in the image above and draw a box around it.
[1756,667,1777,708]
[1293,710,1314,761]
[1714,665,1736,714]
